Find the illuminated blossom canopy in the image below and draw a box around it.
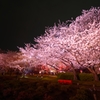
[34,7,100,65]
[19,7,100,68]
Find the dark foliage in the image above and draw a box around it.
[0,75,95,100]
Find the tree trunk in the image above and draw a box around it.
[87,67,99,81]
[72,66,78,81]
[93,71,99,81]
[61,59,78,81]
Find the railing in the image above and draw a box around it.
[58,79,72,84]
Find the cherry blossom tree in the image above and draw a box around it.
[34,7,100,81]
[0,51,21,75]
[15,7,100,81]
[0,53,8,74]
[34,25,79,80]
[67,7,100,81]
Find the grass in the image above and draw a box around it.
[0,74,100,86]
[19,74,100,87]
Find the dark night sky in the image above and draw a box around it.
[1,0,100,51]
